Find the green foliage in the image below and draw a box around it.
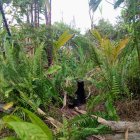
[64,114,110,140]
[1,109,53,140]
[54,31,74,53]
[105,99,119,121]
[87,93,106,111]
[8,122,49,140]
[0,0,140,138]
[22,108,53,139]
[0,39,60,108]
[95,19,116,39]
[46,65,61,75]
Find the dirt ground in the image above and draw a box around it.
[115,99,140,121]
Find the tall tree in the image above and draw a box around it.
[45,0,53,67]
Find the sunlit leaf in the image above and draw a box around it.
[3,115,23,122]
[46,65,61,75]
[54,31,74,51]
[0,137,17,140]
[8,122,50,140]
[22,108,53,140]
[2,102,13,111]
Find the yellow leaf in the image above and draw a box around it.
[113,38,129,60]
[3,102,13,110]
[54,31,74,51]
[90,29,102,43]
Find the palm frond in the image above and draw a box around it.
[89,0,102,12]
[114,0,124,9]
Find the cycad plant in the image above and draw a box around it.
[90,30,129,94]
[86,30,130,111]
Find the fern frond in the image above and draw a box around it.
[111,76,120,99]
[90,29,102,43]
[32,43,44,77]
[87,93,106,111]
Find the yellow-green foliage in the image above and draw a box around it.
[91,29,129,65]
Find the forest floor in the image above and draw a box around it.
[0,98,140,139]
[61,99,140,121]
[60,99,140,140]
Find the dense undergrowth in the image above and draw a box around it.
[0,0,140,139]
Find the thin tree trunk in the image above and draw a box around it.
[31,2,34,25]
[45,0,53,67]
[37,0,39,26]
[0,0,11,37]
[34,0,37,27]
[45,4,48,25]
[26,5,30,24]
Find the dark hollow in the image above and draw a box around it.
[68,80,86,108]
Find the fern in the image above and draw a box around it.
[105,99,119,121]
[68,114,111,140]
[111,75,120,99]
[87,93,106,111]
[32,43,44,77]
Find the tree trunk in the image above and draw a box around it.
[37,0,39,27]
[45,0,53,67]
[0,0,11,37]
[31,2,34,25]
[34,0,37,27]
[45,4,48,25]
[26,5,30,24]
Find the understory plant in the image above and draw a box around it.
[85,29,132,115]
[0,108,53,140]
[0,40,60,109]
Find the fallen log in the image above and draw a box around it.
[74,107,140,133]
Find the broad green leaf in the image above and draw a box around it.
[46,65,61,75]
[3,115,23,122]
[8,122,50,140]
[22,109,53,140]
[0,137,17,140]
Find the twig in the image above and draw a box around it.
[61,92,67,109]
[125,128,129,140]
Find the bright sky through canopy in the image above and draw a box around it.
[52,0,121,33]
